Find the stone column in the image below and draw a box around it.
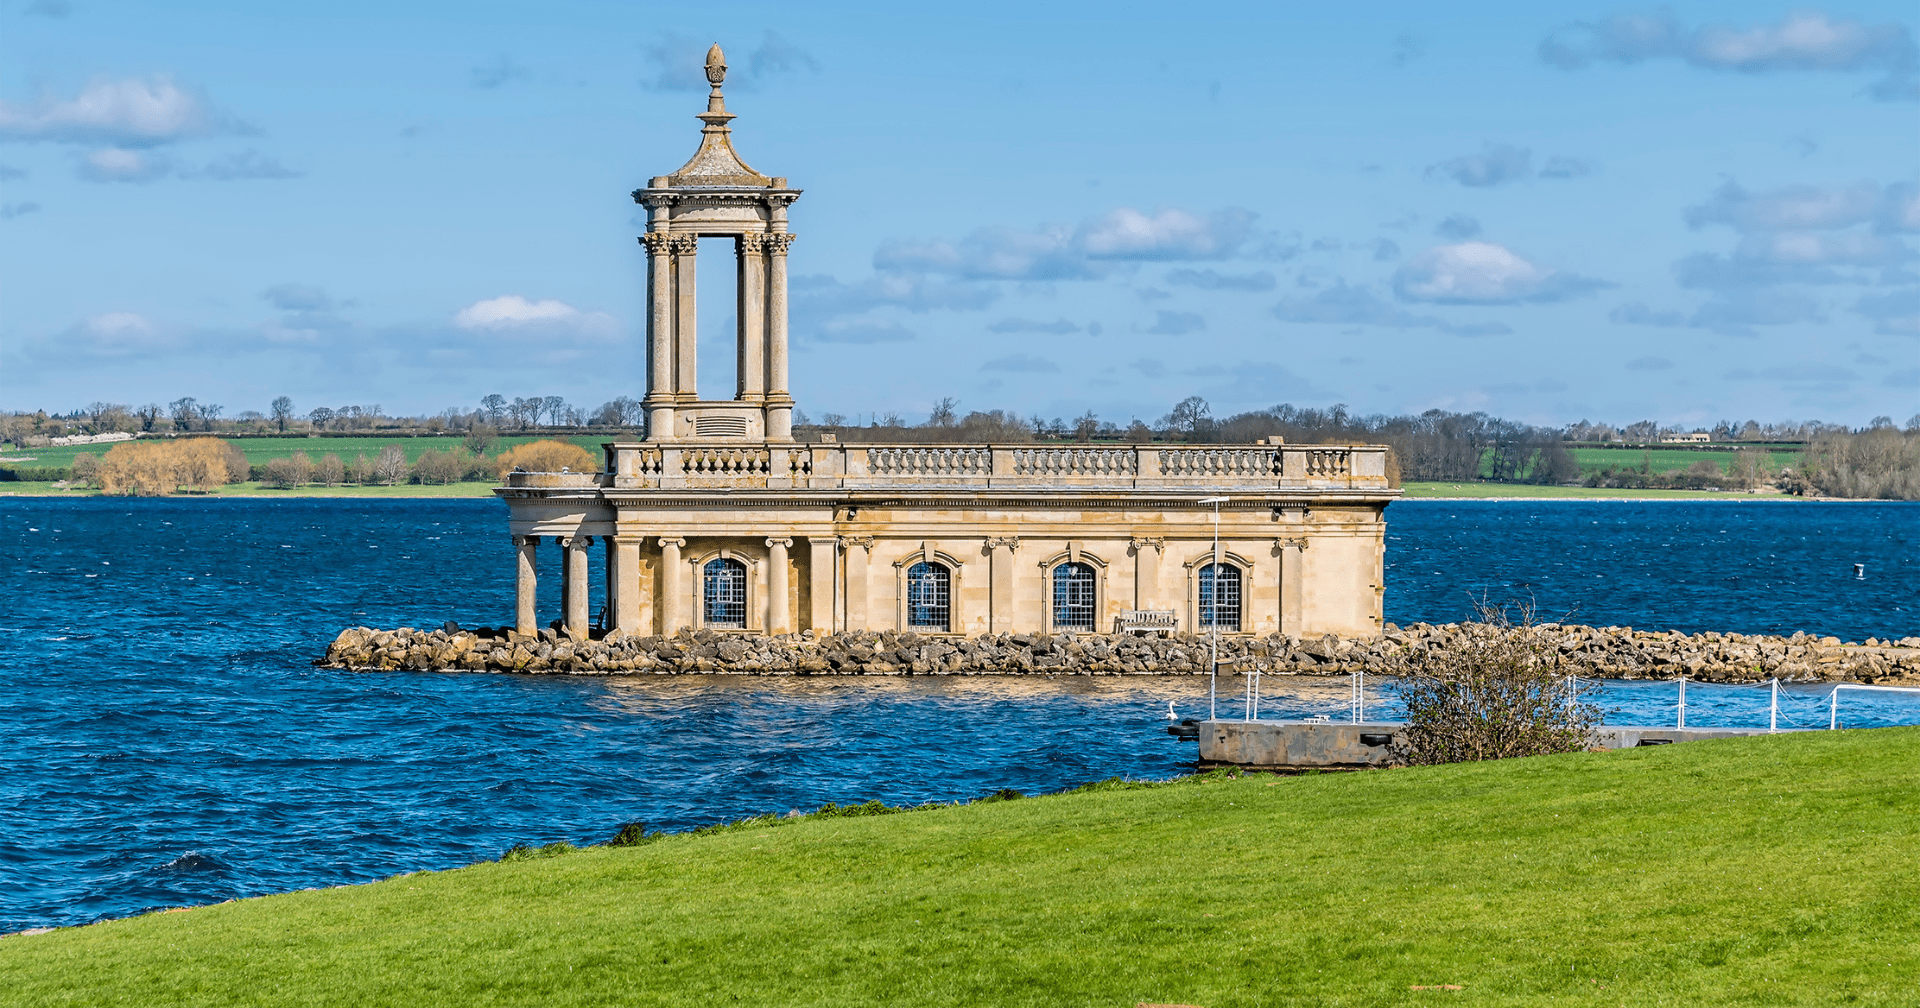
[671,235,698,403]
[764,233,795,440]
[1131,537,1163,612]
[986,536,1019,633]
[642,232,677,438]
[563,535,592,636]
[841,536,872,632]
[806,536,835,634]
[514,535,539,634]
[736,235,767,402]
[765,537,792,635]
[659,537,686,634]
[610,534,642,632]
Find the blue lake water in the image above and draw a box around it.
[2,496,1917,931]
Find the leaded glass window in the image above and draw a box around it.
[1199,562,1241,631]
[906,561,950,631]
[1052,561,1097,630]
[703,557,747,628]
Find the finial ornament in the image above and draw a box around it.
[705,44,727,85]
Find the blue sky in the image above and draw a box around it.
[1,0,1915,429]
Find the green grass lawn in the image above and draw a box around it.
[5,729,1915,1007]
[1399,481,1798,499]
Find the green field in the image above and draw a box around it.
[0,434,615,471]
[0,480,502,498]
[1568,444,1802,476]
[1398,481,1796,500]
[4,729,1914,1007]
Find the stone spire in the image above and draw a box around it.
[664,43,772,187]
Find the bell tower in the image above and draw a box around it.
[633,44,801,442]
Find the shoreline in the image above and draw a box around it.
[318,622,1920,683]
[1,483,1898,503]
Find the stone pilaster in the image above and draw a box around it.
[659,537,686,634]
[986,536,1020,634]
[1131,537,1164,612]
[765,537,792,634]
[610,534,643,632]
[806,536,835,633]
[840,535,873,632]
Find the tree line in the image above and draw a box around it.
[66,438,600,496]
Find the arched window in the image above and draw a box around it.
[1198,562,1241,631]
[906,561,950,631]
[703,557,747,628]
[1051,561,1097,630]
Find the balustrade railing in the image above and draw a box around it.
[577,441,1392,492]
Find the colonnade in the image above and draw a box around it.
[509,532,1323,639]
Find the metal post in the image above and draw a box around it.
[1770,677,1779,733]
[1829,688,1839,730]
[1677,676,1687,729]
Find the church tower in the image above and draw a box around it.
[632,44,801,442]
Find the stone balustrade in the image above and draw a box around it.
[581,441,1390,492]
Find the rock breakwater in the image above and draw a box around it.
[316,622,1920,683]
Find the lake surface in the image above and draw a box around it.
[3,497,1916,931]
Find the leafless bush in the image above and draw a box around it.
[1389,601,1604,765]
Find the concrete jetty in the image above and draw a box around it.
[1195,720,1797,769]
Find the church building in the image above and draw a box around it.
[497,46,1399,642]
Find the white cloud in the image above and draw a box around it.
[1426,144,1532,187]
[46,311,174,357]
[1079,207,1255,260]
[455,295,582,328]
[1686,180,1883,232]
[450,296,620,346]
[76,147,170,183]
[1395,242,1610,304]
[1272,281,1511,335]
[875,205,1259,281]
[986,317,1080,334]
[0,76,237,146]
[1165,268,1275,292]
[1855,290,1920,335]
[1542,11,1918,99]
[980,353,1059,373]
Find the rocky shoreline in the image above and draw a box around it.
[316,622,1920,684]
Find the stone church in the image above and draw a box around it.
[497,45,1398,641]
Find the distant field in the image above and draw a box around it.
[0,480,500,498]
[1569,444,1802,476]
[0,434,616,471]
[1400,481,1796,500]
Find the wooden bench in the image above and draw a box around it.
[1114,610,1177,636]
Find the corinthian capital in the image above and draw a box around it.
[738,232,769,253]
[766,233,797,254]
[639,232,674,254]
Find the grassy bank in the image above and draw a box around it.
[5,730,1915,1007]
[9,480,1808,501]
[0,480,500,498]
[1398,481,1797,499]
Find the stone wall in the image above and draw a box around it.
[316,621,1920,682]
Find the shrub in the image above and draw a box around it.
[371,445,408,485]
[316,453,344,487]
[263,452,314,489]
[495,439,598,476]
[70,453,99,488]
[1388,601,1604,766]
[410,447,466,485]
[347,452,374,484]
[96,439,248,495]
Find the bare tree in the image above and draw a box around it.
[372,445,408,485]
[168,397,199,431]
[309,407,335,430]
[271,396,294,433]
[927,397,958,427]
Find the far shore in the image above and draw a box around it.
[0,480,1866,502]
